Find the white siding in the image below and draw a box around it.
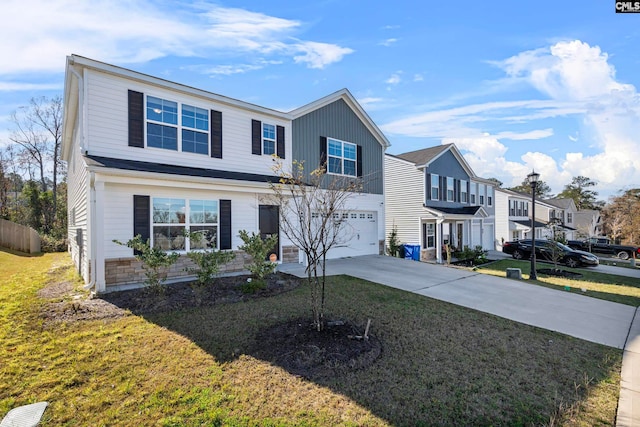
[495,190,509,248]
[384,155,425,246]
[66,141,91,283]
[84,70,292,178]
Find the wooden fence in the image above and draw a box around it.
[0,219,41,253]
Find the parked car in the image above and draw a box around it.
[502,239,599,268]
[566,237,640,260]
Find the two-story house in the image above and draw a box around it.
[542,198,578,240]
[384,144,496,263]
[495,188,539,247]
[62,55,388,293]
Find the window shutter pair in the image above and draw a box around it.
[132,196,232,250]
[251,119,285,158]
[127,90,222,158]
[319,136,362,177]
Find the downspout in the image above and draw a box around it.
[84,171,97,291]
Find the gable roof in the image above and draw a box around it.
[544,198,577,211]
[389,143,476,178]
[289,88,391,149]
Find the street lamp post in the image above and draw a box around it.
[527,171,540,280]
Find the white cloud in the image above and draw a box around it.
[358,97,384,108]
[379,38,398,47]
[0,82,62,92]
[385,40,640,197]
[0,0,352,77]
[413,74,424,82]
[386,72,402,86]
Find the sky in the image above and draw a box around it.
[1,0,639,200]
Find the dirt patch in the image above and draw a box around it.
[251,318,382,381]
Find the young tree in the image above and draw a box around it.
[265,159,364,331]
[557,176,599,210]
[602,189,640,245]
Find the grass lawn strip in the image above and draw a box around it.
[0,249,623,426]
[478,259,640,306]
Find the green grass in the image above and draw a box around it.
[0,249,623,426]
[479,259,640,306]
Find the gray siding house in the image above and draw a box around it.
[385,144,496,263]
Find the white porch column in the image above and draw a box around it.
[436,219,445,263]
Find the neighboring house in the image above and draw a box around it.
[537,198,578,240]
[384,144,496,263]
[494,188,540,247]
[62,55,388,293]
[573,209,602,238]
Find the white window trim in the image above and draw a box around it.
[460,180,468,203]
[262,123,276,155]
[151,197,220,252]
[327,137,357,177]
[145,95,210,155]
[446,177,454,202]
[431,173,440,201]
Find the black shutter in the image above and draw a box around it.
[276,125,285,159]
[128,90,144,148]
[356,145,363,177]
[251,120,262,155]
[440,176,445,201]
[220,199,232,250]
[319,136,327,173]
[211,110,222,158]
[426,173,431,200]
[133,195,150,255]
[454,179,459,202]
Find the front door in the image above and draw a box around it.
[259,205,280,261]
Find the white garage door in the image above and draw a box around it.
[483,224,495,250]
[326,211,378,259]
[471,222,482,247]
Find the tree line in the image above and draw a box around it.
[0,96,66,251]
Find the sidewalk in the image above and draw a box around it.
[617,307,640,427]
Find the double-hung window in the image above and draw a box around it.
[487,186,493,206]
[446,177,454,201]
[431,174,439,200]
[263,123,276,155]
[479,184,485,205]
[327,138,357,176]
[182,105,209,154]
[460,180,468,203]
[147,96,178,150]
[423,223,436,249]
[152,198,219,251]
[146,96,209,155]
[470,184,476,204]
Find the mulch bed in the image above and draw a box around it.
[251,318,381,381]
[537,268,584,279]
[39,270,382,376]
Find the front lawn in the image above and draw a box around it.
[0,249,623,426]
[478,259,640,306]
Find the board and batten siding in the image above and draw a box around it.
[384,155,425,246]
[292,99,383,195]
[83,69,291,178]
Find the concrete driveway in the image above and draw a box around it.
[278,255,636,349]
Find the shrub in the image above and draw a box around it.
[113,235,180,294]
[184,230,236,287]
[387,225,402,257]
[238,230,278,288]
[453,245,488,266]
[40,234,67,253]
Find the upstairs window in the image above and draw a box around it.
[146,96,209,155]
[460,180,468,203]
[509,200,515,216]
[479,184,485,205]
[327,138,357,176]
[147,96,178,150]
[470,184,476,204]
[446,177,454,201]
[487,186,493,206]
[263,123,276,155]
[431,174,440,200]
[567,212,573,223]
[182,105,209,155]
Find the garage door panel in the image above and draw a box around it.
[326,211,378,259]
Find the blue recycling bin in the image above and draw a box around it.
[404,244,421,261]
